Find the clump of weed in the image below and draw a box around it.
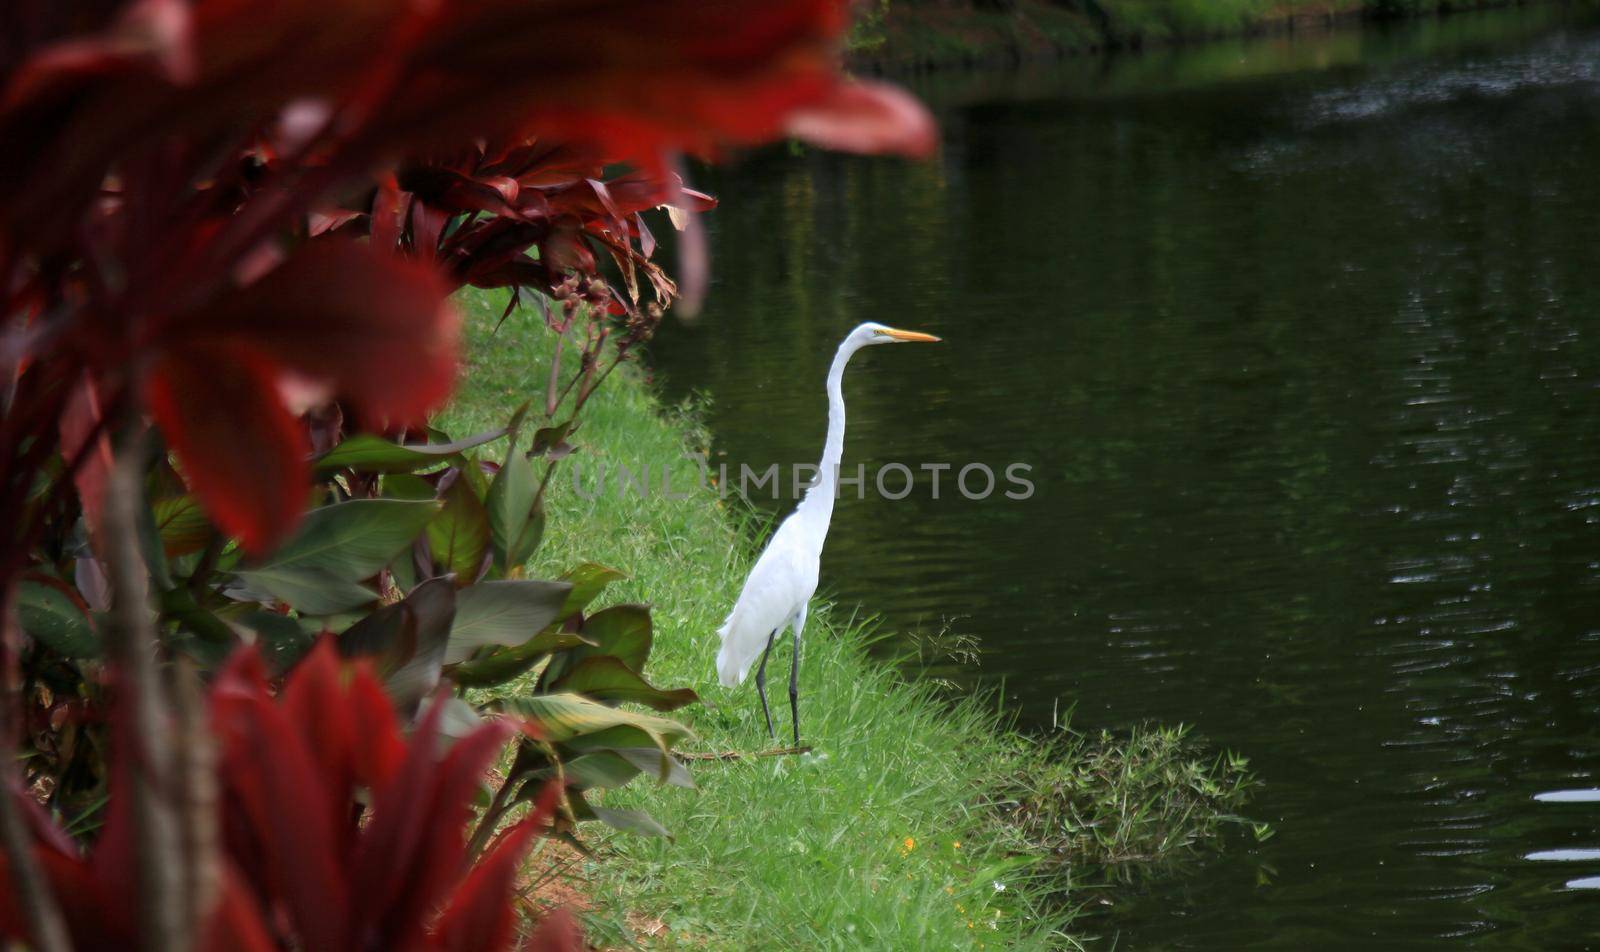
[992,722,1266,874]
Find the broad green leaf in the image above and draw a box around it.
[151,495,211,558]
[444,579,573,664]
[508,495,545,568]
[550,656,699,712]
[560,751,644,790]
[340,578,456,711]
[530,421,573,456]
[158,586,237,646]
[613,746,695,788]
[237,610,314,673]
[490,693,693,756]
[459,453,490,502]
[313,429,506,473]
[234,567,377,614]
[426,477,490,583]
[589,804,671,838]
[566,787,671,837]
[389,547,419,595]
[446,628,592,688]
[437,696,483,741]
[485,448,535,574]
[246,498,438,580]
[574,603,652,673]
[382,474,436,501]
[136,490,174,592]
[17,581,97,658]
[556,562,626,618]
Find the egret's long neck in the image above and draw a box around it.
[795,340,857,534]
[819,344,851,479]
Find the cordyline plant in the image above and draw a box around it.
[0,0,935,948]
[0,640,583,951]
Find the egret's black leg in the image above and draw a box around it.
[788,627,801,746]
[754,629,779,739]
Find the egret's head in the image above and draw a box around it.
[851,322,942,348]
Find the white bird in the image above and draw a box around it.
[715,322,941,744]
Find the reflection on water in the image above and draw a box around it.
[648,7,1600,948]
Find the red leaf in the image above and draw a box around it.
[371,173,410,253]
[281,640,362,847]
[350,700,467,947]
[201,866,279,952]
[349,698,512,946]
[174,240,461,429]
[784,80,938,157]
[60,373,115,539]
[212,650,351,949]
[345,661,410,791]
[432,819,539,952]
[144,342,308,558]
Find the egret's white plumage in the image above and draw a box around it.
[714,322,940,741]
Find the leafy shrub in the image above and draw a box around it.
[21,405,702,843]
[0,1,934,946]
[0,640,583,950]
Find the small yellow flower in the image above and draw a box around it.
[952,841,961,849]
[903,837,916,852]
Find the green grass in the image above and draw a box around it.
[439,292,1255,949]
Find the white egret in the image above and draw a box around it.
[715,322,941,744]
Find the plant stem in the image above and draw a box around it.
[465,773,519,863]
[103,433,202,952]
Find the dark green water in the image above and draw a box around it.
[648,7,1600,947]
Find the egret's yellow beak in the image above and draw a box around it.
[878,327,942,343]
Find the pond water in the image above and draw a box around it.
[647,7,1600,947]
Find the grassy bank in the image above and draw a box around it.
[852,0,1552,71]
[439,294,1254,949]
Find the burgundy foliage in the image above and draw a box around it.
[0,0,935,562]
[0,1,934,946]
[0,641,575,950]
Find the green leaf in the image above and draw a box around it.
[550,656,699,712]
[17,581,97,658]
[530,421,573,457]
[589,805,671,838]
[382,474,436,501]
[313,429,507,473]
[246,499,438,580]
[612,747,695,788]
[566,787,672,838]
[508,495,545,568]
[237,610,314,673]
[459,454,491,501]
[444,579,574,664]
[446,628,591,688]
[436,696,483,741]
[234,567,377,615]
[136,490,174,592]
[158,586,238,646]
[340,577,456,711]
[485,448,536,574]
[151,495,211,558]
[560,751,644,791]
[490,693,693,757]
[426,477,490,583]
[556,562,627,618]
[575,604,653,673]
